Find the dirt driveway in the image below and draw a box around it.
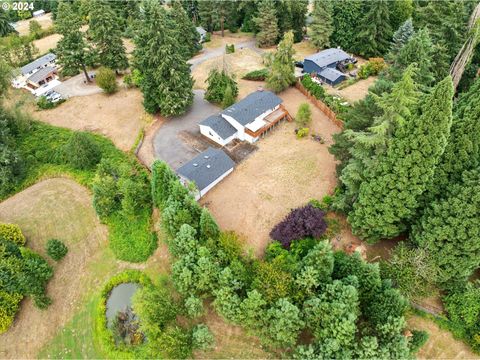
[54,73,102,97]
[201,87,341,257]
[153,90,220,169]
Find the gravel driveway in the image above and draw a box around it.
[54,73,102,97]
[153,90,220,169]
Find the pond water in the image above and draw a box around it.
[106,282,139,326]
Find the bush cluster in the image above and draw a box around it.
[225,44,235,54]
[0,224,53,333]
[96,67,118,94]
[204,69,238,106]
[37,96,64,110]
[242,68,269,81]
[358,58,387,79]
[46,239,68,261]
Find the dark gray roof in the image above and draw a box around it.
[319,67,346,82]
[200,114,237,140]
[27,66,55,83]
[305,48,350,68]
[177,147,235,192]
[222,90,282,126]
[21,53,56,75]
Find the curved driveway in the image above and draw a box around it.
[153,90,220,169]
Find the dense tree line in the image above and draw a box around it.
[150,160,425,358]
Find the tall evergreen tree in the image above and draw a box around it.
[414,0,468,60]
[181,0,199,24]
[336,67,420,212]
[426,78,480,200]
[170,0,201,59]
[349,77,454,242]
[133,1,194,115]
[88,0,129,72]
[0,9,16,37]
[198,0,219,32]
[309,0,333,50]
[389,0,413,31]
[413,169,480,285]
[289,0,308,43]
[389,18,414,57]
[330,1,364,52]
[254,0,279,48]
[386,28,435,86]
[355,0,393,58]
[266,30,295,93]
[55,1,95,82]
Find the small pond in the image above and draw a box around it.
[106,282,139,326]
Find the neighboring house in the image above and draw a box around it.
[303,48,353,86]
[199,90,292,147]
[177,147,235,200]
[12,53,57,92]
[33,9,46,17]
[196,26,207,43]
[25,66,57,90]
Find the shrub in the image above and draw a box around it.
[204,32,211,42]
[46,239,68,261]
[295,103,312,127]
[358,58,386,79]
[242,68,269,81]
[192,324,215,350]
[410,330,429,353]
[37,96,56,110]
[205,69,238,105]
[225,44,235,54]
[222,84,235,108]
[0,223,25,245]
[0,291,22,334]
[96,67,118,94]
[185,295,204,318]
[29,20,42,39]
[296,127,309,139]
[301,75,325,99]
[270,204,327,249]
[60,132,102,170]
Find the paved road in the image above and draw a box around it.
[153,90,220,170]
[188,40,262,70]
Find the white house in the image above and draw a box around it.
[177,147,235,200]
[12,53,58,93]
[196,26,207,43]
[199,90,291,147]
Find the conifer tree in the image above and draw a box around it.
[289,0,308,43]
[426,78,480,200]
[88,0,129,72]
[387,28,435,86]
[0,9,16,37]
[309,0,333,50]
[413,170,480,285]
[389,18,414,57]
[335,67,420,212]
[222,84,235,108]
[349,77,454,242]
[55,2,95,82]
[355,0,393,58]
[254,0,279,48]
[266,31,295,93]
[198,0,219,32]
[133,1,194,115]
[170,0,201,59]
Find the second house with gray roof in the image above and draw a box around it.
[199,89,292,147]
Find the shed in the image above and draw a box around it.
[33,9,46,17]
[177,147,235,199]
[318,68,347,86]
[196,26,207,43]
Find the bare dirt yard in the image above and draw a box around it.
[13,13,53,36]
[201,87,341,257]
[408,316,479,359]
[33,87,146,151]
[0,178,108,359]
[202,31,255,50]
[33,33,61,55]
[326,76,377,104]
[192,47,265,91]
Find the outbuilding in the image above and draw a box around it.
[177,147,235,200]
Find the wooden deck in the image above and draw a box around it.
[244,105,292,138]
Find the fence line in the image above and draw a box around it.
[295,81,344,129]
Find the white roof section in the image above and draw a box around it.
[20,53,56,75]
